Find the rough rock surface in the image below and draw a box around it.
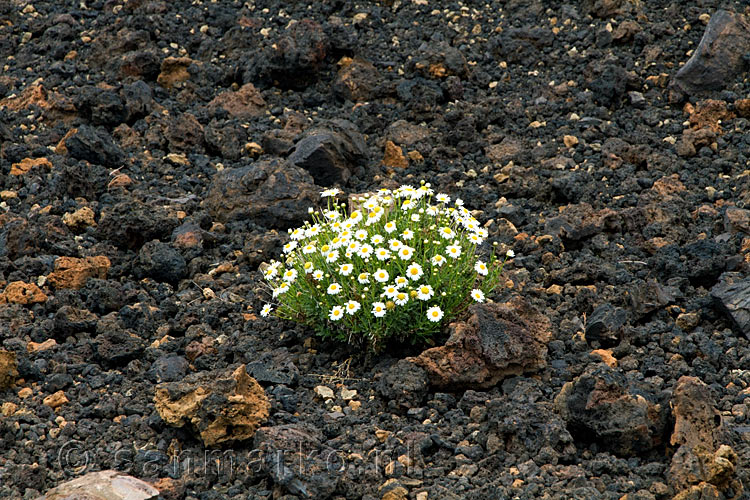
[154,364,270,447]
[554,365,667,457]
[46,256,111,289]
[671,10,750,97]
[288,119,368,186]
[669,376,741,498]
[0,281,47,305]
[410,298,551,388]
[0,350,18,389]
[712,273,750,338]
[36,470,159,500]
[204,159,319,228]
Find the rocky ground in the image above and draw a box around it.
[2,0,750,499]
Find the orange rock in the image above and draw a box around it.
[736,98,750,118]
[407,150,424,162]
[10,157,53,176]
[17,387,32,399]
[54,128,77,155]
[27,339,57,353]
[0,84,48,112]
[651,174,686,197]
[108,173,133,189]
[591,349,618,368]
[686,99,735,134]
[62,206,96,231]
[0,281,47,305]
[208,83,266,120]
[43,390,69,409]
[47,256,111,289]
[382,141,408,168]
[157,57,195,89]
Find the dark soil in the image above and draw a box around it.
[2,1,750,499]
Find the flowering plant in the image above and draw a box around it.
[259,183,512,351]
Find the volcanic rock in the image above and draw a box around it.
[711,273,750,338]
[554,365,667,457]
[334,56,381,102]
[46,256,111,289]
[154,364,269,447]
[671,10,750,97]
[253,424,338,499]
[0,350,18,389]
[378,359,429,409]
[63,125,124,168]
[288,119,368,186]
[669,376,739,497]
[135,240,187,284]
[204,159,319,228]
[410,298,552,389]
[0,281,47,305]
[208,83,266,120]
[36,470,159,500]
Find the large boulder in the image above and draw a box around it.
[554,365,667,457]
[36,470,159,500]
[671,10,750,97]
[203,159,319,228]
[154,364,269,447]
[410,298,551,389]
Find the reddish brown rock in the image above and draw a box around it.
[157,57,195,89]
[10,157,53,176]
[735,98,750,118]
[0,281,47,305]
[382,140,408,169]
[676,127,717,158]
[685,100,734,133]
[154,364,269,447]
[208,83,266,120]
[0,350,18,389]
[409,298,551,389]
[62,206,96,232]
[47,256,111,289]
[669,376,740,497]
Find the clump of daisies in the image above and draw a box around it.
[259,182,513,352]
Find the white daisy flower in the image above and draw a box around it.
[426,306,444,322]
[260,304,273,317]
[371,234,384,245]
[363,199,378,211]
[303,261,314,274]
[455,198,464,207]
[346,241,361,254]
[471,289,485,303]
[344,300,361,315]
[324,210,340,220]
[283,269,298,282]
[263,266,278,280]
[506,249,515,258]
[321,188,340,198]
[283,241,298,253]
[394,291,409,306]
[406,263,423,280]
[382,285,399,299]
[326,251,339,263]
[468,233,484,245]
[431,254,446,267]
[401,199,415,211]
[373,269,389,283]
[389,239,403,251]
[398,246,414,261]
[446,245,462,259]
[312,270,324,281]
[394,276,408,288]
[327,283,342,295]
[436,193,450,203]
[305,224,321,238]
[339,263,354,276]
[439,227,455,240]
[290,228,305,240]
[426,206,438,216]
[302,244,316,254]
[476,228,489,238]
[357,244,373,259]
[357,272,370,284]
[384,221,397,234]
[371,302,386,318]
[355,229,368,241]
[375,248,391,261]
[411,214,420,223]
[339,230,352,242]
[329,306,344,321]
[272,283,290,298]
[402,229,414,240]
[474,261,488,276]
[417,284,434,301]
[349,210,363,224]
